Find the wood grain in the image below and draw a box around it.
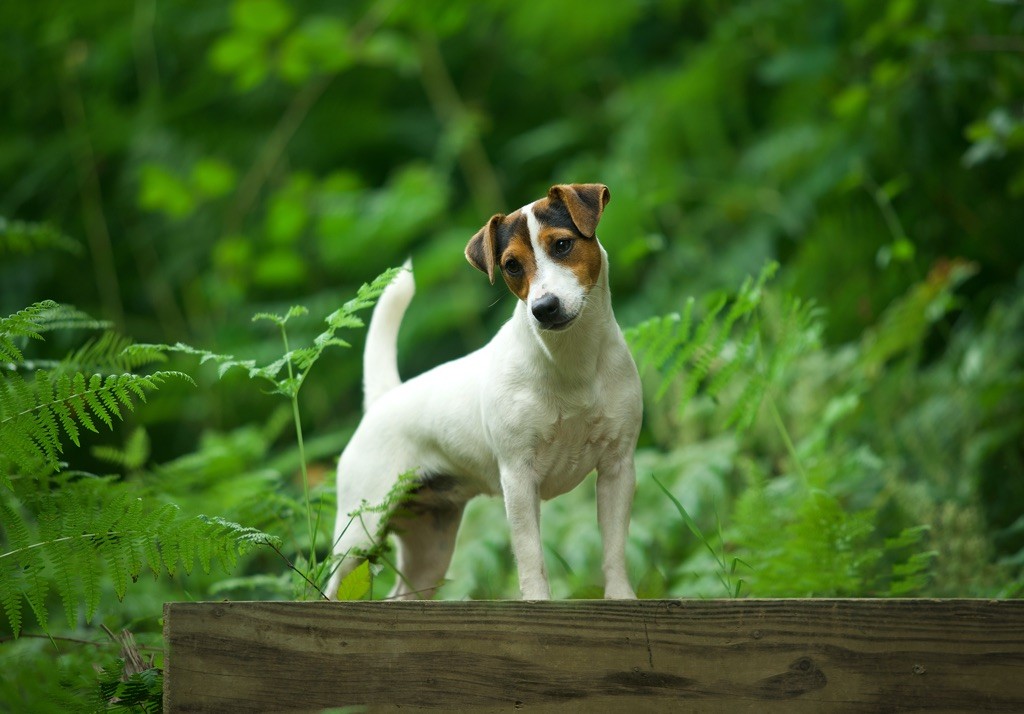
[164,599,1024,712]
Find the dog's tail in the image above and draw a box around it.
[363,259,415,411]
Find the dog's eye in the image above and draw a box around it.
[552,239,574,257]
[503,258,523,276]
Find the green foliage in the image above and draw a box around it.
[133,267,400,399]
[2,0,1023,704]
[626,261,810,431]
[0,218,80,256]
[730,481,935,597]
[132,266,400,597]
[0,297,279,642]
[333,561,371,602]
[653,475,748,598]
[1,478,274,634]
[138,159,237,219]
[1,370,186,482]
[96,659,163,713]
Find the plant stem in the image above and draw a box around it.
[265,539,328,601]
[1,532,120,561]
[767,393,809,487]
[280,325,317,576]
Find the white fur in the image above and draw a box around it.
[362,258,414,410]
[325,229,642,601]
[523,202,588,331]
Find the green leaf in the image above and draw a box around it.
[191,158,237,198]
[138,164,194,219]
[208,32,269,90]
[253,250,306,288]
[334,560,370,601]
[278,18,352,83]
[231,0,293,37]
[266,192,309,245]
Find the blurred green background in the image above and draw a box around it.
[2,0,1024,707]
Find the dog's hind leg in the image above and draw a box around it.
[387,503,465,600]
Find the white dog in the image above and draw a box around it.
[325,183,642,600]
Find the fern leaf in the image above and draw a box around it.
[677,269,772,410]
[657,298,697,378]
[46,332,168,376]
[0,217,81,255]
[1,370,189,480]
[145,504,179,576]
[330,267,404,326]
[92,427,151,471]
[34,303,111,335]
[252,305,308,326]
[634,314,680,374]
[0,500,33,633]
[1,478,279,634]
[675,292,728,407]
[84,374,114,429]
[705,324,759,406]
[0,301,57,364]
[0,560,24,636]
[126,342,263,383]
[133,267,402,397]
[45,537,82,630]
[626,261,814,433]
[21,558,49,632]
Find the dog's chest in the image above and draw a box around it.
[506,379,624,499]
[534,408,613,499]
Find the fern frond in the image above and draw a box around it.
[126,341,271,381]
[252,305,309,326]
[33,303,111,334]
[132,266,404,396]
[97,658,162,712]
[327,267,404,331]
[0,370,192,481]
[45,332,168,376]
[626,261,819,432]
[297,267,403,374]
[675,292,729,406]
[92,427,151,471]
[0,217,80,256]
[0,477,280,635]
[0,301,58,364]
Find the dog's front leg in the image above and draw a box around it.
[597,453,637,599]
[501,470,551,600]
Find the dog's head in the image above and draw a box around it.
[465,183,610,331]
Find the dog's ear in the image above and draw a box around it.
[465,213,504,284]
[548,183,611,238]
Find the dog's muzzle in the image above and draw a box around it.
[532,293,575,330]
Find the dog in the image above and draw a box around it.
[324,183,642,600]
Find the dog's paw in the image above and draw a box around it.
[603,583,637,599]
[519,582,552,600]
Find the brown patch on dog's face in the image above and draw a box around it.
[530,188,606,289]
[496,211,536,301]
[535,222,603,289]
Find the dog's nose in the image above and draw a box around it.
[532,294,561,324]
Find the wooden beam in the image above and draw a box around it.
[164,599,1024,712]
